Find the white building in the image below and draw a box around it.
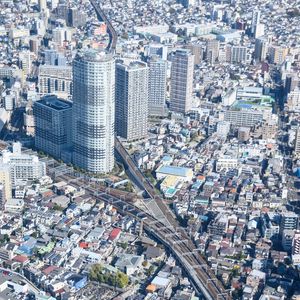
[148,57,167,116]
[116,59,148,141]
[0,142,46,187]
[216,121,230,137]
[216,157,238,172]
[231,46,247,64]
[72,50,115,173]
[251,10,261,35]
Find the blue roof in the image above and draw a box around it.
[157,165,191,177]
[162,155,172,162]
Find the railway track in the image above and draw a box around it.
[86,0,230,298]
[55,172,229,299]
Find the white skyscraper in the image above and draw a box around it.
[170,49,194,114]
[72,50,115,173]
[251,10,261,35]
[148,57,167,116]
[115,60,148,141]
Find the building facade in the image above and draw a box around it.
[72,50,115,173]
[115,59,149,141]
[170,49,194,114]
[34,95,72,160]
[148,57,167,116]
[1,143,46,187]
[38,65,72,99]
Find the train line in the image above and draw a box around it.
[90,0,117,52]
[55,172,230,299]
[87,0,229,298]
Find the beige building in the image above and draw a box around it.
[268,45,289,65]
[0,165,12,202]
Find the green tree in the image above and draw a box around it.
[146,265,155,276]
[120,242,128,250]
[116,272,129,288]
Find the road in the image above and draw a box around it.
[0,267,41,295]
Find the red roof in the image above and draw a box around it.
[109,228,121,241]
[42,265,58,275]
[13,255,29,263]
[79,242,89,249]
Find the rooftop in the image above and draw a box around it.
[36,96,72,111]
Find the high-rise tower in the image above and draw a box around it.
[148,57,167,116]
[170,49,194,114]
[115,60,149,141]
[72,50,115,173]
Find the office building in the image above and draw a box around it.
[0,143,46,187]
[19,51,34,79]
[282,229,295,252]
[186,43,203,65]
[292,231,300,264]
[34,95,72,159]
[72,50,115,173]
[285,75,299,95]
[206,40,219,64]
[38,65,72,99]
[68,7,87,28]
[295,126,300,155]
[29,38,40,55]
[116,60,148,141]
[280,212,298,233]
[268,45,289,65]
[24,103,35,137]
[52,28,65,47]
[225,110,264,128]
[55,2,69,20]
[216,121,230,137]
[287,90,300,112]
[146,44,168,60]
[170,49,194,114]
[254,23,265,38]
[254,37,269,62]
[148,57,167,116]
[251,10,260,35]
[231,46,247,63]
[44,49,57,65]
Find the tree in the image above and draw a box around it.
[89,264,129,288]
[142,261,148,267]
[52,203,64,211]
[116,271,129,288]
[146,265,155,276]
[120,242,128,250]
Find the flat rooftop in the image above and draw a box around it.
[37,95,72,111]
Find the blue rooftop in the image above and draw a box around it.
[157,165,192,177]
